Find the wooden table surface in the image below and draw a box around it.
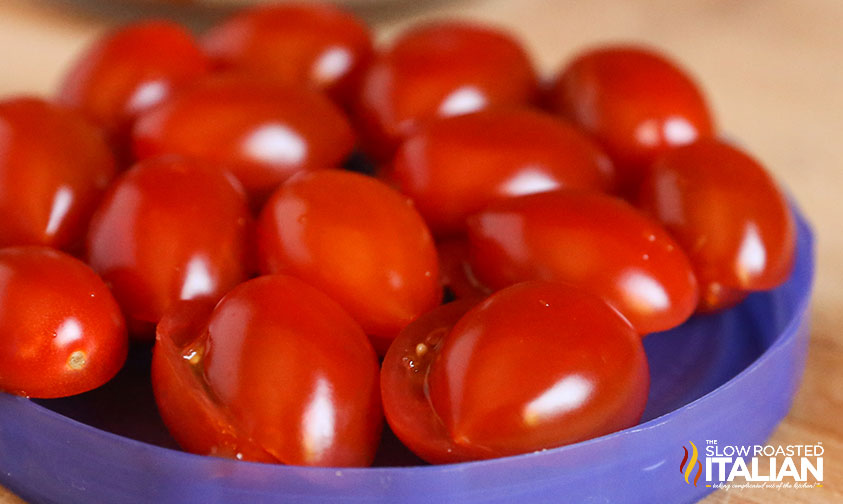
[1,0,841,502]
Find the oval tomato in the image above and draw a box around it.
[353,21,538,160]
[132,76,355,203]
[547,45,714,193]
[86,156,253,337]
[152,275,382,466]
[257,170,440,352]
[388,109,616,236]
[0,247,127,398]
[57,20,208,150]
[0,98,116,252]
[638,138,796,312]
[202,3,373,106]
[382,282,648,463]
[466,190,698,334]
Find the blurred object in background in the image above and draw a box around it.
[49,0,447,23]
[126,0,415,6]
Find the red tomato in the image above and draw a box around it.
[380,299,477,464]
[257,170,440,352]
[152,298,277,463]
[638,138,796,312]
[547,45,714,193]
[0,247,127,398]
[467,190,698,334]
[436,238,490,301]
[132,76,355,203]
[353,21,538,160]
[202,3,373,106]
[86,156,253,337]
[382,282,649,463]
[388,109,616,235]
[0,98,115,252]
[57,21,208,149]
[153,275,382,466]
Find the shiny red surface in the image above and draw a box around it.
[380,299,478,464]
[0,98,116,252]
[202,3,373,106]
[257,170,440,352]
[86,157,253,337]
[132,76,355,203]
[153,275,382,467]
[353,22,538,160]
[382,282,648,463]
[547,45,714,193]
[388,109,616,236]
[57,20,208,149]
[467,190,698,334]
[0,247,127,398]
[638,138,796,311]
[151,298,276,463]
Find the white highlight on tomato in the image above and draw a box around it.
[244,123,307,166]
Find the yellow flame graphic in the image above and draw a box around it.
[684,441,698,484]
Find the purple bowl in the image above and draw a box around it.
[0,204,814,504]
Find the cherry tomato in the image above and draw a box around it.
[153,275,382,466]
[382,282,649,463]
[151,298,276,463]
[467,190,698,334]
[132,76,355,203]
[0,98,115,252]
[202,3,373,106]
[388,109,616,236]
[257,170,440,352]
[380,299,477,464]
[57,20,208,151]
[0,247,127,398]
[547,45,714,193]
[86,156,254,337]
[436,238,490,301]
[637,138,796,312]
[353,21,538,160]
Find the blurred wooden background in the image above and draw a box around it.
[1,0,841,502]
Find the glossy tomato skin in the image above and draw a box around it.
[86,156,253,337]
[638,138,796,312]
[152,298,276,463]
[153,275,383,466]
[132,76,355,203]
[380,299,480,464]
[257,170,440,352]
[58,21,208,149]
[0,98,116,252]
[0,247,127,398]
[202,3,373,106]
[388,109,616,236]
[383,282,649,463]
[467,190,698,334]
[547,45,714,193]
[354,22,538,160]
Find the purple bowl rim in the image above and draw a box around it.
[1,203,815,477]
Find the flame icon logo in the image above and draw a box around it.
[680,441,703,486]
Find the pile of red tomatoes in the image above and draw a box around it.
[0,3,795,467]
